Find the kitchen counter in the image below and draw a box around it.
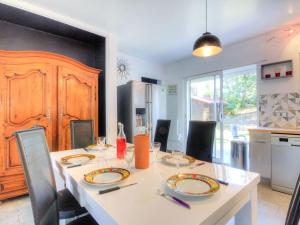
[248,127,300,135]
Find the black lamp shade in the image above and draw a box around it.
[192,32,222,57]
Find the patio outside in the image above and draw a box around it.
[190,68,257,164]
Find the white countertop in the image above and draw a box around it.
[248,127,300,135]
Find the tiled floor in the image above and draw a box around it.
[0,184,293,225]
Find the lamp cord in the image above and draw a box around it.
[205,0,208,32]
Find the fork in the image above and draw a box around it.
[157,189,191,209]
[189,161,205,169]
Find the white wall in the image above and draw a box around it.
[116,52,168,142]
[117,52,166,85]
[164,27,300,151]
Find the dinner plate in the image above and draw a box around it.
[161,154,195,166]
[84,168,130,186]
[166,173,220,197]
[86,144,114,151]
[61,154,95,165]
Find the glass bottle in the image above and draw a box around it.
[116,122,126,159]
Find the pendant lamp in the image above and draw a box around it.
[192,0,222,57]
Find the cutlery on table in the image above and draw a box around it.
[189,162,205,169]
[157,189,191,209]
[216,179,229,186]
[83,147,90,152]
[67,164,82,168]
[99,183,138,194]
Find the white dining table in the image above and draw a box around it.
[50,147,260,225]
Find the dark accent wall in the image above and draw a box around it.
[0,20,96,65]
[0,3,106,136]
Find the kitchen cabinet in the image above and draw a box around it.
[249,131,271,179]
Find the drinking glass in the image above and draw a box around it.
[124,147,135,170]
[97,137,106,148]
[172,150,183,171]
[152,142,161,163]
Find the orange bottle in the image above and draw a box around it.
[134,134,150,169]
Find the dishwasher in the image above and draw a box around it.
[271,133,300,194]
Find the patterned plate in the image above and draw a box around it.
[61,154,95,165]
[84,168,130,186]
[166,174,220,197]
[161,154,195,166]
[86,144,114,150]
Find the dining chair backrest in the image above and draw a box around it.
[186,121,216,162]
[70,120,94,149]
[285,173,300,225]
[154,119,171,152]
[15,128,59,225]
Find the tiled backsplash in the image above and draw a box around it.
[259,92,300,128]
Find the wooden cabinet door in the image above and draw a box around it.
[57,65,98,150]
[0,62,53,177]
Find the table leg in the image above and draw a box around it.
[235,186,257,225]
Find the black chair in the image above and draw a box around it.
[285,173,300,225]
[70,120,95,149]
[154,119,171,152]
[186,121,216,162]
[15,128,97,225]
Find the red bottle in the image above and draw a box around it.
[117,123,126,159]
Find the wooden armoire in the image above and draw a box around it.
[0,51,100,200]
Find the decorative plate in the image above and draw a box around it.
[86,144,99,150]
[161,154,195,166]
[84,168,130,186]
[86,144,113,150]
[61,154,95,165]
[166,174,220,197]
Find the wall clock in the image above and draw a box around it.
[117,58,130,80]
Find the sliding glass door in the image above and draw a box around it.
[187,65,257,164]
[187,71,223,161]
[222,66,257,164]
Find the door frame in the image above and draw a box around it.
[186,70,224,163]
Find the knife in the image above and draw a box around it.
[67,164,82,168]
[216,179,229,186]
[99,183,138,194]
[158,190,191,209]
[189,162,205,169]
[83,147,90,152]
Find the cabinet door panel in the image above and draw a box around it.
[57,66,98,150]
[249,132,271,178]
[0,63,53,176]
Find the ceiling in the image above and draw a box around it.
[9,0,300,63]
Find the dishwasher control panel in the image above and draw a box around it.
[271,133,300,146]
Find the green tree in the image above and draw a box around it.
[223,73,256,115]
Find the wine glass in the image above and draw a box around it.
[124,147,135,170]
[152,142,161,163]
[172,150,183,171]
[97,137,106,148]
[96,137,106,163]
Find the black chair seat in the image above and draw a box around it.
[285,173,300,225]
[15,128,90,225]
[70,120,95,149]
[154,119,171,152]
[186,121,216,162]
[67,214,98,225]
[58,189,87,219]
